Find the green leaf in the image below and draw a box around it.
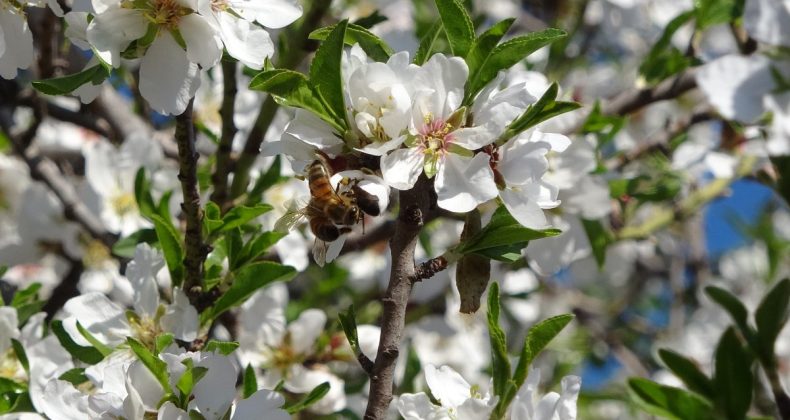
[155,333,174,356]
[457,205,561,256]
[0,378,25,394]
[486,283,511,397]
[32,64,109,95]
[203,340,240,355]
[309,19,349,128]
[339,304,361,355]
[309,23,393,62]
[58,368,89,386]
[705,286,750,332]
[151,214,184,287]
[413,21,443,65]
[465,29,566,102]
[10,339,28,375]
[176,359,208,399]
[10,283,42,325]
[755,278,790,358]
[629,377,715,420]
[76,321,113,357]
[51,320,104,365]
[435,0,474,57]
[0,265,6,280]
[219,204,273,232]
[505,84,581,137]
[249,70,339,131]
[465,18,515,78]
[284,382,331,414]
[134,167,158,220]
[352,10,388,29]
[695,0,743,30]
[581,218,612,268]
[639,11,695,84]
[513,314,574,388]
[112,228,158,258]
[713,328,753,420]
[235,231,286,270]
[658,349,714,399]
[243,364,257,398]
[127,337,171,391]
[208,262,296,320]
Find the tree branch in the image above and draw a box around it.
[209,59,238,210]
[364,176,436,420]
[601,68,698,117]
[174,99,208,298]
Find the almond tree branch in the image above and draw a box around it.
[209,59,239,210]
[174,99,208,299]
[601,68,698,117]
[364,175,437,420]
[229,0,332,199]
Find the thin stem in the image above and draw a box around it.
[175,99,207,298]
[364,176,436,420]
[209,59,239,210]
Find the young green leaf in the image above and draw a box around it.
[151,214,185,287]
[112,228,158,258]
[249,70,339,131]
[639,11,694,84]
[51,320,105,365]
[695,0,743,30]
[457,205,561,256]
[203,340,240,355]
[59,368,89,386]
[284,382,331,414]
[218,204,273,232]
[435,0,474,58]
[76,321,113,357]
[581,218,612,268]
[465,29,566,102]
[705,286,750,333]
[309,19,349,128]
[465,18,515,78]
[505,91,581,138]
[413,21,443,65]
[235,231,287,270]
[155,333,174,356]
[32,64,109,95]
[713,328,754,420]
[243,364,257,399]
[628,377,715,420]
[486,282,511,397]
[134,167,158,220]
[127,337,171,391]
[338,304,361,354]
[513,314,574,388]
[10,339,28,375]
[755,278,790,357]
[208,262,296,320]
[309,23,393,62]
[658,349,714,400]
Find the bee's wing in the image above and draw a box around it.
[274,209,307,233]
[312,239,328,267]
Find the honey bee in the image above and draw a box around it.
[274,157,366,265]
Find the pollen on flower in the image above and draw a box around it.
[210,0,229,13]
[82,239,111,269]
[110,192,138,217]
[143,0,189,29]
[417,116,454,155]
[0,350,24,382]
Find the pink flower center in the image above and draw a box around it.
[417,115,454,155]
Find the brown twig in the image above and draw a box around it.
[364,176,436,420]
[209,59,238,210]
[601,68,698,117]
[174,99,208,299]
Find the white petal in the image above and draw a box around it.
[498,137,551,186]
[232,390,289,420]
[127,358,164,409]
[229,0,302,28]
[356,135,407,156]
[217,12,273,69]
[356,325,380,360]
[64,12,91,50]
[456,397,496,420]
[695,54,775,122]
[84,351,135,399]
[559,175,610,220]
[158,402,190,420]
[324,235,346,265]
[413,54,468,118]
[61,292,130,347]
[424,365,471,409]
[557,376,581,420]
[139,32,202,115]
[500,186,550,230]
[381,148,424,190]
[0,9,34,79]
[535,392,561,420]
[180,13,222,68]
[0,307,19,354]
[743,0,790,46]
[283,367,346,414]
[282,109,344,154]
[128,243,163,316]
[190,353,237,419]
[37,380,90,420]
[397,393,444,420]
[161,287,199,341]
[86,7,147,67]
[288,309,326,355]
[435,153,497,212]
